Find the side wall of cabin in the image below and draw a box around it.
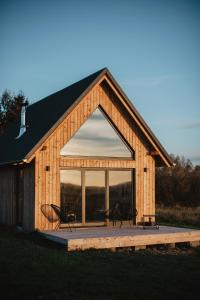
[0,166,16,225]
[33,78,156,231]
[0,161,35,231]
[23,160,35,231]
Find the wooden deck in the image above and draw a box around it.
[41,226,200,251]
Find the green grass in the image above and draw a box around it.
[0,226,200,299]
[157,205,200,228]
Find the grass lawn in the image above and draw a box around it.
[0,226,200,300]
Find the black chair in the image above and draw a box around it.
[41,204,76,231]
[95,205,121,226]
[96,202,138,228]
[127,207,138,226]
[51,204,76,231]
[108,203,138,228]
[109,202,123,227]
[41,204,59,226]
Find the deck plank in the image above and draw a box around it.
[41,226,200,251]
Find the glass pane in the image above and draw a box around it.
[85,171,105,222]
[60,170,82,222]
[60,108,132,157]
[109,171,132,221]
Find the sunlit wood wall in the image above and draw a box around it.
[32,78,155,230]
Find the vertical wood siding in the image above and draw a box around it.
[23,161,35,231]
[0,167,16,225]
[0,162,35,231]
[33,80,156,230]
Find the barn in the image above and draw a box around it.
[0,68,172,231]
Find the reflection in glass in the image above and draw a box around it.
[60,108,132,157]
[85,171,105,222]
[60,170,82,222]
[109,171,132,221]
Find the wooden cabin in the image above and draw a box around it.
[0,68,172,231]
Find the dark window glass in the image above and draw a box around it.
[60,170,82,222]
[85,170,105,222]
[60,108,132,157]
[109,171,132,221]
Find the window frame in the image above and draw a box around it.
[60,106,135,159]
[60,167,135,226]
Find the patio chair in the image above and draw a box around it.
[109,202,123,227]
[51,204,76,231]
[41,204,76,231]
[97,203,138,228]
[95,204,122,226]
[127,207,138,226]
[112,204,138,227]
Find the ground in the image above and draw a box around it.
[0,225,200,300]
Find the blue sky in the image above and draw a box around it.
[0,0,199,165]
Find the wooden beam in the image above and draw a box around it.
[105,170,109,226]
[148,151,159,156]
[82,170,85,225]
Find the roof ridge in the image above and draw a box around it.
[0,67,172,167]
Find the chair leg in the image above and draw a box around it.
[55,220,60,231]
[129,218,133,227]
[68,223,72,232]
[73,220,77,231]
[120,220,123,228]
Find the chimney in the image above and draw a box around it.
[16,101,28,139]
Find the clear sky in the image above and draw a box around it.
[0,0,199,165]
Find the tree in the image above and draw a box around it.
[156,154,200,207]
[0,90,28,134]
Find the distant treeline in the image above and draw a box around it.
[156,155,200,207]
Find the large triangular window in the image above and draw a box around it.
[60,108,132,158]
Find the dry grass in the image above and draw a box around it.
[156,205,200,228]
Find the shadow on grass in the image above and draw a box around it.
[0,225,65,250]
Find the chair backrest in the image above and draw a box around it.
[109,202,121,219]
[41,204,60,223]
[51,204,76,223]
[110,203,138,220]
[50,204,61,216]
[50,204,67,222]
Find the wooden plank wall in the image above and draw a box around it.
[0,167,16,225]
[23,161,35,231]
[34,79,155,230]
[0,162,35,230]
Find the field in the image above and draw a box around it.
[157,205,200,228]
[0,225,200,300]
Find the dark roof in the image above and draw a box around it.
[0,67,172,166]
[0,68,105,165]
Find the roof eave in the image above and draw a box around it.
[104,70,173,167]
[23,67,172,167]
[0,159,25,167]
